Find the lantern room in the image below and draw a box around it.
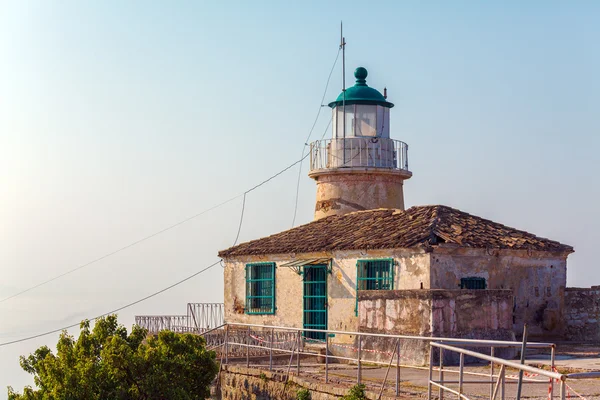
[329,67,394,139]
[308,65,412,220]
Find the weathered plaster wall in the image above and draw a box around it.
[311,171,409,220]
[223,253,304,329]
[327,249,430,345]
[223,249,429,346]
[429,247,568,339]
[565,286,600,343]
[223,246,568,345]
[358,289,514,364]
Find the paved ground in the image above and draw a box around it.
[526,343,600,374]
[315,364,600,399]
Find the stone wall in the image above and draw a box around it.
[565,286,600,342]
[430,247,568,339]
[218,366,340,400]
[217,365,400,400]
[358,289,515,364]
[311,170,409,220]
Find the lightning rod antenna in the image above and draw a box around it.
[340,21,347,165]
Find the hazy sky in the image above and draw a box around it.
[1,0,599,395]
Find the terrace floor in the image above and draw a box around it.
[221,343,600,399]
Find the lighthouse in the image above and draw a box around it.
[308,67,412,220]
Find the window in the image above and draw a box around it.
[355,259,394,315]
[460,277,487,290]
[245,262,276,314]
[354,105,377,137]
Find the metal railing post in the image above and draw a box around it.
[224,325,229,365]
[491,364,505,400]
[395,340,400,396]
[427,346,433,400]
[211,321,565,400]
[246,326,250,368]
[516,325,528,400]
[439,348,444,400]
[501,362,506,400]
[550,345,556,399]
[357,335,362,385]
[269,328,274,371]
[378,338,399,400]
[490,347,495,400]
[458,353,464,399]
[296,330,301,375]
[325,334,329,383]
[560,381,566,400]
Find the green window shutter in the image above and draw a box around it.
[245,262,276,314]
[355,258,394,316]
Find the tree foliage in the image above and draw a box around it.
[8,315,218,400]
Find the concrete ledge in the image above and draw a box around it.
[309,166,412,179]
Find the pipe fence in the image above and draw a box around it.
[202,323,598,400]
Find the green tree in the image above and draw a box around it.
[8,315,218,400]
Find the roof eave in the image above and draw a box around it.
[328,99,394,108]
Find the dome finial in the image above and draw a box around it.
[354,67,368,86]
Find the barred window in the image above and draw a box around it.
[355,259,394,315]
[461,277,487,290]
[245,263,276,314]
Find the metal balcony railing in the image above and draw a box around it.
[309,137,409,172]
[134,315,188,333]
[135,303,224,334]
[187,302,224,332]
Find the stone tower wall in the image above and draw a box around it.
[312,171,406,220]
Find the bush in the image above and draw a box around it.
[296,388,311,400]
[341,384,367,400]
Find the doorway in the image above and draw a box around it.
[303,265,328,340]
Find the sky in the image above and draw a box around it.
[1,0,599,396]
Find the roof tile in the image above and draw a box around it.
[218,205,573,257]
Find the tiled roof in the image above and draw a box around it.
[218,205,573,257]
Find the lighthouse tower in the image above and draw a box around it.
[308,67,412,220]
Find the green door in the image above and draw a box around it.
[303,265,328,340]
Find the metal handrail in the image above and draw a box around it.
[431,342,564,381]
[202,322,576,400]
[143,321,594,399]
[309,137,409,172]
[198,324,226,336]
[224,322,555,348]
[428,341,568,400]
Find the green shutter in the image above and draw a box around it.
[355,258,394,316]
[245,262,276,314]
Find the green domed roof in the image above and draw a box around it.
[328,67,394,108]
